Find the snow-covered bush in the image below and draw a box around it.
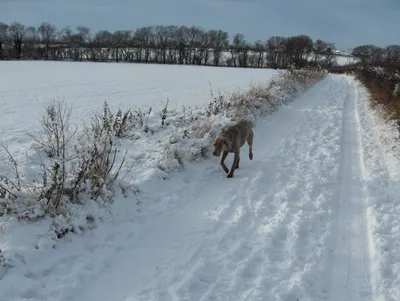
[212,68,326,122]
[72,103,129,203]
[0,101,133,222]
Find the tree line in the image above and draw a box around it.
[0,21,386,70]
[351,44,400,69]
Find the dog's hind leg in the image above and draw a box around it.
[247,130,254,160]
[236,155,240,169]
[220,151,229,174]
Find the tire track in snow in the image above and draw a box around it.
[324,76,374,301]
[246,76,346,301]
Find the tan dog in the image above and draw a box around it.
[213,120,254,178]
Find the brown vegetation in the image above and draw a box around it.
[329,43,400,121]
[356,68,400,120]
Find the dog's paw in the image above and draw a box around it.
[227,174,233,178]
[249,153,253,160]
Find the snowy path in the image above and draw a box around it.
[63,74,377,301]
[3,74,392,301]
[325,77,372,301]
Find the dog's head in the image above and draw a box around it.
[212,136,231,157]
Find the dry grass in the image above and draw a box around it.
[228,69,327,120]
[0,101,130,220]
[355,68,400,120]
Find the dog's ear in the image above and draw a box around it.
[220,136,232,150]
[225,139,232,150]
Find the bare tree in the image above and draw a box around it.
[352,45,378,66]
[0,22,9,59]
[187,26,203,65]
[25,26,41,59]
[209,30,228,66]
[38,22,57,60]
[313,39,328,63]
[176,26,186,65]
[133,27,152,62]
[92,30,114,61]
[140,26,154,63]
[165,25,179,64]
[75,26,91,60]
[154,26,169,63]
[59,26,78,60]
[192,30,211,65]
[113,30,132,62]
[230,33,249,67]
[312,39,336,67]
[285,35,313,68]
[324,46,336,68]
[253,40,265,67]
[9,22,27,59]
[266,36,287,68]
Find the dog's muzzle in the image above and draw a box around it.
[213,151,219,157]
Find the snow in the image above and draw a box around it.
[218,51,358,67]
[0,61,278,112]
[0,61,278,148]
[354,79,400,300]
[336,55,359,66]
[0,62,400,301]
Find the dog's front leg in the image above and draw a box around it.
[220,151,229,174]
[227,151,239,178]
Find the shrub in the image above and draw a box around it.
[207,69,326,121]
[0,100,131,220]
[75,102,128,202]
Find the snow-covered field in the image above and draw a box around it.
[336,55,359,65]
[0,62,399,301]
[0,61,279,150]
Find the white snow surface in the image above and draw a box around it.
[335,55,359,66]
[1,70,400,301]
[0,60,278,127]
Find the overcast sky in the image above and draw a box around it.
[1,0,399,50]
